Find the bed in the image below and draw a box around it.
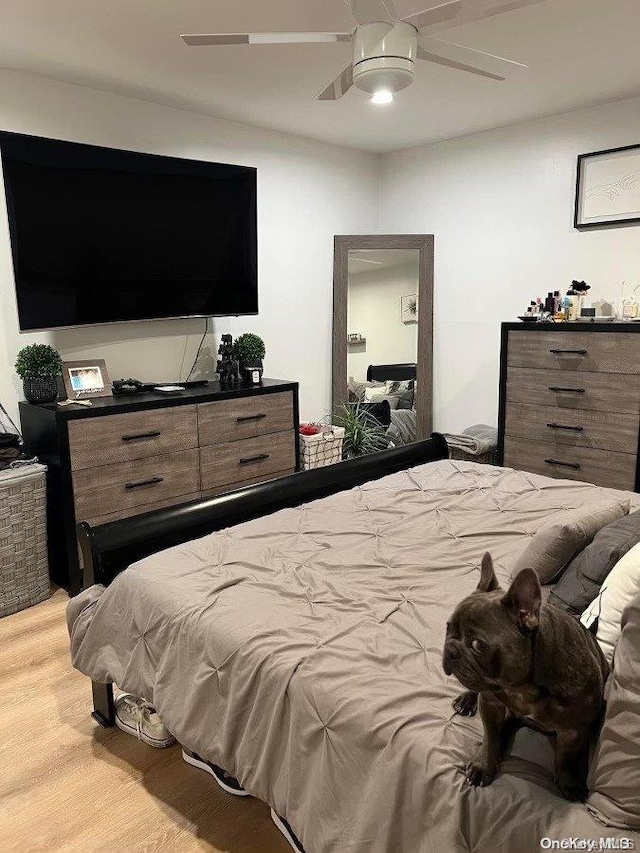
[68,438,640,853]
[358,363,417,446]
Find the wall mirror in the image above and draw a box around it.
[333,235,433,450]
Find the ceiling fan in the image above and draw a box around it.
[181,0,546,103]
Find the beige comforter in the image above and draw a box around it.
[68,460,640,853]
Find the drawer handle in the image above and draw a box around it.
[122,431,161,442]
[548,386,586,393]
[544,458,581,470]
[124,476,164,490]
[547,422,584,432]
[549,349,587,355]
[236,414,267,423]
[239,453,270,465]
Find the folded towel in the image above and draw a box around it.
[442,424,498,456]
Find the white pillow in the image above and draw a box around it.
[363,385,391,403]
[581,540,640,663]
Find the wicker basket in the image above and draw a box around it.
[299,427,345,470]
[448,446,498,466]
[0,464,49,617]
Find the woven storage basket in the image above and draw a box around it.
[0,464,49,617]
[448,446,498,466]
[299,427,345,470]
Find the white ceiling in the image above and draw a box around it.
[1,0,640,153]
[348,249,419,275]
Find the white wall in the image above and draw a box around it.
[347,261,419,382]
[0,69,379,425]
[379,95,640,433]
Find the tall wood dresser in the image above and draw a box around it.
[498,323,640,492]
[20,379,299,594]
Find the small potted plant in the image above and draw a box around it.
[15,343,63,404]
[333,401,389,459]
[233,333,265,384]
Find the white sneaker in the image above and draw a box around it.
[115,693,176,748]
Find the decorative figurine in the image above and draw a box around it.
[216,334,240,385]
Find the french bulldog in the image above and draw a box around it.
[443,552,608,801]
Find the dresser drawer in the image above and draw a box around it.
[69,406,198,470]
[505,403,639,454]
[503,436,635,491]
[506,367,640,414]
[200,431,295,491]
[507,330,638,373]
[73,449,200,519]
[198,391,293,446]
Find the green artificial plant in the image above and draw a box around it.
[333,401,389,459]
[15,344,63,380]
[233,333,266,365]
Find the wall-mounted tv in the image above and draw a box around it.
[0,132,258,330]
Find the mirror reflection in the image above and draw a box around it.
[346,248,420,448]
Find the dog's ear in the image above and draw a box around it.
[502,568,541,630]
[477,552,500,593]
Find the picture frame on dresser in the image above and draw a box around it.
[19,380,300,595]
[574,143,640,230]
[497,322,640,493]
[62,359,111,399]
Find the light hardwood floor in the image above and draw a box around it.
[0,590,290,853]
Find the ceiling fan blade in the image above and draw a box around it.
[403,0,548,35]
[316,64,355,100]
[181,32,352,46]
[416,46,505,80]
[343,0,398,25]
[423,35,528,66]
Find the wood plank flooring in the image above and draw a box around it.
[0,590,290,853]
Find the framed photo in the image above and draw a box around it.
[575,144,640,230]
[62,359,111,399]
[401,293,418,324]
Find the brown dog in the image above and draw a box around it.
[443,553,608,801]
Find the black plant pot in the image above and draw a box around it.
[23,377,59,404]
[240,360,264,385]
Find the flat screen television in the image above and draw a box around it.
[0,132,258,330]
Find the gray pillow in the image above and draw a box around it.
[587,590,640,828]
[385,380,414,410]
[512,498,630,585]
[549,509,640,614]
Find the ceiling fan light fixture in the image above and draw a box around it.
[371,89,394,104]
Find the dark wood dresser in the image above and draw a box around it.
[498,323,640,492]
[20,379,299,594]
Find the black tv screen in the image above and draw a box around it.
[0,132,258,330]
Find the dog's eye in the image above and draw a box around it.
[471,639,486,653]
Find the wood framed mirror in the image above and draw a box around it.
[332,234,433,444]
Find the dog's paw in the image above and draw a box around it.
[453,690,478,717]
[464,761,496,788]
[556,774,588,802]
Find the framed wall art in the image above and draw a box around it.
[575,144,640,230]
[401,293,418,324]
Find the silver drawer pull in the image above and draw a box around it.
[549,349,587,355]
[547,423,584,432]
[548,386,586,393]
[236,414,267,423]
[125,476,164,489]
[122,430,161,442]
[545,459,581,470]
[239,453,270,465]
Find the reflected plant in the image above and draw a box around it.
[333,401,389,459]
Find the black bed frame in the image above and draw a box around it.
[78,434,448,726]
[366,363,416,383]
